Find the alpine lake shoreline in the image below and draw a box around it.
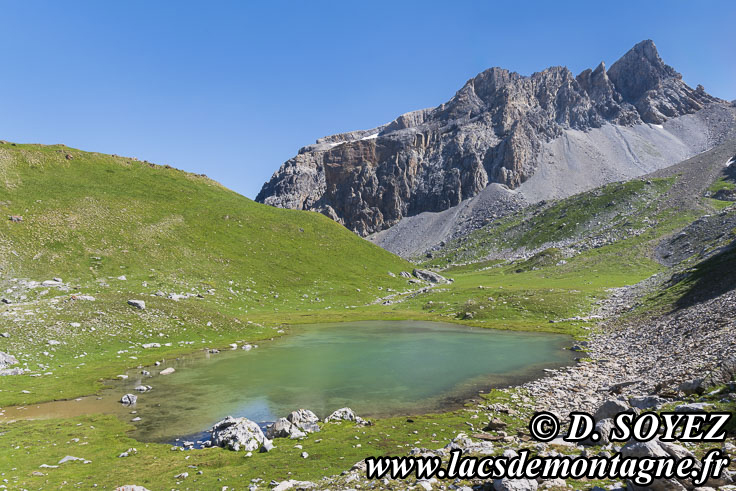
[4,261,733,491]
[0,264,617,490]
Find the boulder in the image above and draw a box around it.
[675,402,714,413]
[621,440,670,459]
[127,300,145,310]
[593,398,632,421]
[678,378,705,395]
[657,440,696,460]
[581,418,615,446]
[483,418,508,431]
[608,381,637,394]
[540,479,567,489]
[272,480,315,491]
[210,416,270,452]
[493,478,539,491]
[621,437,698,491]
[622,440,695,491]
[265,418,306,439]
[287,409,320,433]
[259,439,275,453]
[0,351,19,368]
[121,394,137,405]
[621,438,697,491]
[324,407,367,425]
[0,367,25,376]
[412,269,448,284]
[159,367,175,375]
[265,418,291,438]
[629,395,665,410]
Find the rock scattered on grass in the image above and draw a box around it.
[121,394,137,405]
[324,407,368,425]
[127,299,145,310]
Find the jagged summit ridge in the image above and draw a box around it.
[256,40,724,236]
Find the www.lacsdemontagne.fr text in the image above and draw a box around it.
[365,448,730,486]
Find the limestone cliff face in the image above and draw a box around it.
[256,40,721,235]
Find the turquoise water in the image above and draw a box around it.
[3,321,574,442]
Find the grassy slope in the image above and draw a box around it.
[0,411,474,490]
[0,142,410,300]
[0,142,416,405]
[391,178,698,334]
[1,140,733,488]
[423,178,678,266]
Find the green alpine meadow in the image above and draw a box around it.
[2,5,736,490]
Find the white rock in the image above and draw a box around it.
[121,394,137,405]
[273,480,315,491]
[127,299,145,310]
[210,416,269,452]
[493,478,538,491]
[58,455,86,464]
[324,407,367,425]
[593,399,631,420]
[675,402,714,412]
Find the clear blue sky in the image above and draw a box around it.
[1,1,734,199]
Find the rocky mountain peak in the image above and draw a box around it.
[608,39,678,102]
[256,41,727,236]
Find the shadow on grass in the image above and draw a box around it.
[674,239,736,309]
